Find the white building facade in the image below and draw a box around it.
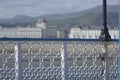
[0,18,118,39]
[0,27,42,38]
[69,27,119,39]
[0,18,61,38]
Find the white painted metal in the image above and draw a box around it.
[61,42,68,80]
[0,41,118,80]
[15,42,22,80]
[103,42,108,80]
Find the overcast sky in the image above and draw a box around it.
[0,0,118,19]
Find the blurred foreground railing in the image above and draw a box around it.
[0,38,118,80]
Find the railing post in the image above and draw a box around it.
[15,42,22,80]
[103,42,108,80]
[61,42,68,80]
[100,42,109,80]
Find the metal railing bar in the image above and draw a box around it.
[0,38,118,42]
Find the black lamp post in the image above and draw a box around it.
[99,0,111,42]
[99,1,111,80]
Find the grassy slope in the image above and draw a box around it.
[47,12,118,28]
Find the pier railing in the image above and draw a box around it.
[0,38,118,80]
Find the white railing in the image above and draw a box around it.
[0,38,118,80]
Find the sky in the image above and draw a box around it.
[0,0,118,19]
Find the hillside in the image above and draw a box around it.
[47,12,118,27]
[0,5,118,28]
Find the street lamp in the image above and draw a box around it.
[99,0,111,42]
[99,0,111,80]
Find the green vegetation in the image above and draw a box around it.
[47,12,118,27]
[0,5,118,28]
